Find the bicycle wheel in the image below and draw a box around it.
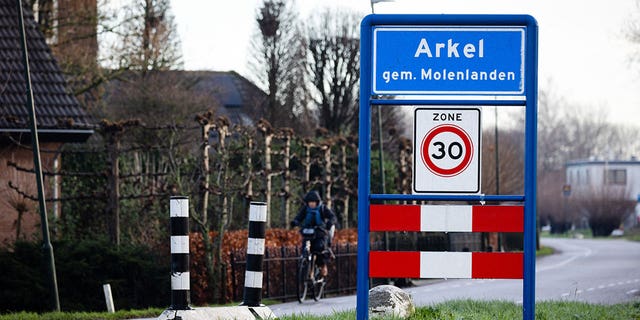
[296,258,310,303]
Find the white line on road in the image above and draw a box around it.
[627,289,639,295]
[536,244,592,273]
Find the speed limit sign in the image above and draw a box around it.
[413,108,481,193]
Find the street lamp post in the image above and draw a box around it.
[16,0,60,311]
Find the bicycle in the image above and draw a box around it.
[296,227,327,303]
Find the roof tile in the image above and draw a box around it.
[0,0,94,133]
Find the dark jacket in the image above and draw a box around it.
[291,202,337,235]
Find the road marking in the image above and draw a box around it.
[627,289,639,295]
[576,290,583,294]
[617,281,625,286]
[607,283,615,287]
[536,243,592,273]
[587,288,595,292]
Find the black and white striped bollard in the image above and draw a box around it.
[241,201,267,307]
[170,196,190,310]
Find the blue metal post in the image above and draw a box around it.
[356,15,374,320]
[523,16,539,320]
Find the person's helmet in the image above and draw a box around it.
[303,190,322,203]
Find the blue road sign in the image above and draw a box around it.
[373,27,525,95]
[359,14,538,320]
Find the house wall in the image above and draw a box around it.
[566,162,640,200]
[0,142,61,245]
[566,161,640,227]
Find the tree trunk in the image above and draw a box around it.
[340,143,349,229]
[245,136,254,214]
[106,134,121,246]
[201,123,211,224]
[214,120,230,302]
[198,121,216,302]
[322,143,332,209]
[281,132,291,225]
[303,141,312,190]
[264,133,273,228]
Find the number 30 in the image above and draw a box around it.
[431,141,463,160]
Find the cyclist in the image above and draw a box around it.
[290,190,337,278]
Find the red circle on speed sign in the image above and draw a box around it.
[421,124,473,177]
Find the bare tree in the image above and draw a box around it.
[306,9,361,135]
[250,0,310,133]
[575,185,636,236]
[626,1,640,67]
[101,71,211,127]
[481,127,524,195]
[537,85,626,174]
[29,0,182,111]
[112,0,182,72]
[535,84,640,232]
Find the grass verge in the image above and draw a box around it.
[0,308,163,320]
[2,301,638,319]
[279,300,640,320]
[624,228,640,241]
[536,245,554,257]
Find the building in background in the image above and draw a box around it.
[565,158,640,229]
[0,0,95,243]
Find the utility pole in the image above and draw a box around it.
[16,0,60,311]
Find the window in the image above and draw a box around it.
[606,169,626,185]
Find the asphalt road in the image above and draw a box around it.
[269,237,640,317]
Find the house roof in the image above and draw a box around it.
[566,159,640,167]
[187,70,267,125]
[0,0,94,142]
[105,70,268,126]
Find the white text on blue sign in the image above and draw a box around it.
[373,27,525,95]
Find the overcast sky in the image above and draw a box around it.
[171,0,640,127]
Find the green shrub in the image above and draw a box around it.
[0,240,170,313]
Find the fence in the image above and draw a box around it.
[230,243,358,302]
[227,232,488,302]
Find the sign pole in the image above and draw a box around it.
[523,20,539,320]
[356,17,373,319]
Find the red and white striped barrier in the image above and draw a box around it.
[369,251,523,279]
[370,204,523,232]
